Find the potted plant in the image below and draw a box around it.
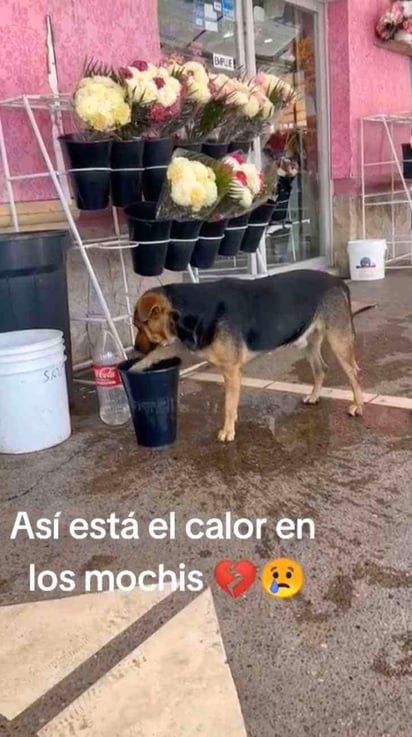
[59,61,131,210]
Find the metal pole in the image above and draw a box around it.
[360,117,366,239]
[112,206,135,346]
[22,95,127,358]
[0,111,19,231]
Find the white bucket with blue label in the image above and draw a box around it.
[347,239,386,281]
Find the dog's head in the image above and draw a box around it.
[133,290,177,354]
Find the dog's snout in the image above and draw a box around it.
[134,330,153,355]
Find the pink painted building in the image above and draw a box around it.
[0,0,410,275]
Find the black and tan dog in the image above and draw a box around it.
[132,270,363,442]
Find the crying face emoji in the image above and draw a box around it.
[261,558,304,600]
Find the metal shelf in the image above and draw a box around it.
[360,114,412,265]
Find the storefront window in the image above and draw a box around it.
[158,0,325,274]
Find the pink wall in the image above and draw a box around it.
[0,0,159,203]
[328,0,411,186]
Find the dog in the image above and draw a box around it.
[132,270,363,442]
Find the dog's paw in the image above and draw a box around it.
[302,394,320,405]
[348,403,363,417]
[218,427,236,443]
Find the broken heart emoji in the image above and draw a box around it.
[214,559,257,599]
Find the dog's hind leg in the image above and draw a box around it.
[327,329,364,416]
[302,325,328,405]
[322,288,363,417]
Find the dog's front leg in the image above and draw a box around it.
[129,342,184,373]
[218,366,241,443]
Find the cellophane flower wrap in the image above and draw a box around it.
[73,60,131,138]
[211,72,296,141]
[164,67,252,144]
[156,148,234,221]
[120,60,184,137]
[208,153,278,220]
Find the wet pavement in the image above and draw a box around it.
[1,272,412,737]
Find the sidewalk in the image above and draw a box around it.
[0,271,411,737]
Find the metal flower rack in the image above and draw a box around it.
[0,93,200,376]
[360,113,412,266]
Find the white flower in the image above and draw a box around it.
[242,163,262,195]
[182,60,209,83]
[128,77,158,104]
[243,93,260,118]
[74,76,131,131]
[186,76,211,104]
[168,157,218,212]
[156,83,179,108]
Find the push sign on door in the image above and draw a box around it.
[213,53,235,71]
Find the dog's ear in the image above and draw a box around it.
[135,292,166,323]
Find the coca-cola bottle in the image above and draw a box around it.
[92,326,130,426]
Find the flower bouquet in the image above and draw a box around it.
[120,60,187,200]
[156,148,234,221]
[60,60,132,210]
[210,153,276,218]
[164,56,213,148]
[215,72,296,146]
[376,1,412,44]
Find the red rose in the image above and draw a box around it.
[130,60,149,71]
[153,76,166,89]
[235,171,247,187]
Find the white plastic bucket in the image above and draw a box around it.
[0,329,71,454]
[347,239,386,281]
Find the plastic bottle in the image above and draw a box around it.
[92,327,130,426]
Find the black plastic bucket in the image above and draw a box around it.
[59,135,111,210]
[124,202,171,276]
[166,220,202,271]
[110,139,144,207]
[142,137,174,201]
[201,142,229,159]
[191,219,228,268]
[228,141,252,155]
[241,203,276,254]
[402,143,412,178]
[118,357,181,448]
[219,213,250,257]
[173,142,202,153]
[0,230,73,399]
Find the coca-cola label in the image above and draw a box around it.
[93,365,122,388]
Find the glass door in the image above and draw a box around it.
[157,0,330,276]
[250,0,328,272]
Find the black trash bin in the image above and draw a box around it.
[0,230,73,398]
